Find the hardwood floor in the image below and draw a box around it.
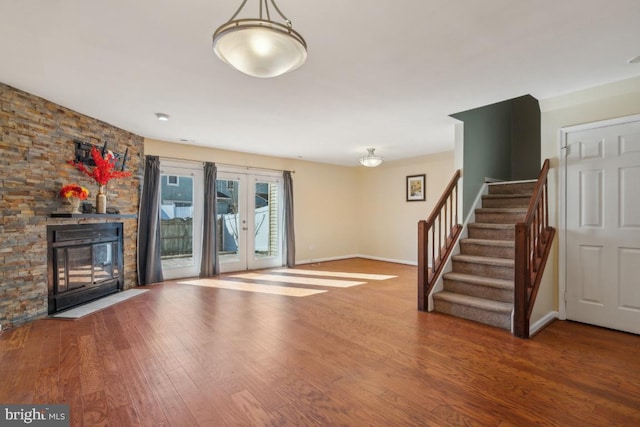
[1,258,639,426]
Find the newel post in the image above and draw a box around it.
[418,220,428,311]
[514,223,529,338]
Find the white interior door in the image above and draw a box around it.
[217,168,283,273]
[564,119,640,334]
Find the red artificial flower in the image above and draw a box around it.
[60,184,90,200]
[68,146,131,186]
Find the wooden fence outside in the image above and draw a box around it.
[161,218,193,257]
[161,217,236,257]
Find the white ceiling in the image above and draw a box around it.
[1,0,639,166]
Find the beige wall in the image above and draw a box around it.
[357,151,456,264]
[291,161,361,262]
[533,75,640,324]
[145,139,456,265]
[145,139,362,263]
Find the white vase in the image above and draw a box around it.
[69,198,81,214]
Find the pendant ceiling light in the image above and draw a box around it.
[360,148,384,167]
[212,0,307,78]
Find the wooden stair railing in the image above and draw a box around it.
[514,159,556,338]
[418,170,462,311]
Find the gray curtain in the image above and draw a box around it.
[137,156,164,285]
[200,162,219,277]
[283,171,296,267]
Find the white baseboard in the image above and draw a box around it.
[529,311,559,337]
[295,254,359,265]
[356,254,417,266]
[296,254,416,266]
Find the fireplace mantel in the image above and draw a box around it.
[50,213,137,219]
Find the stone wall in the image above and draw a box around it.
[0,83,144,329]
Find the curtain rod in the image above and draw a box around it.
[158,156,294,174]
[213,162,295,174]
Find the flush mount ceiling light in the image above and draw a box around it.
[155,113,170,121]
[360,148,383,167]
[212,0,307,78]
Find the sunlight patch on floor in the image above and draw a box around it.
[230,273,366,288]
[271,268,397,280]
[178,279,327,297]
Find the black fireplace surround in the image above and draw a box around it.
[47,222,124,314]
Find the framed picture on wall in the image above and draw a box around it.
[406,174,426,202]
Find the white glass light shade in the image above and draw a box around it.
[360,148,383,167]
[213,19,307,78]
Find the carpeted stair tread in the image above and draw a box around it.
[475,208,528,224]
[443,272,513,290]
[476,207,528,213]
[452,254,514,267]
[460,238,515,259]
[460,238,514,248]
[468,223,514,230]
[481,193,532,208]
[433,291,513,313]
[487,180,537,194]
[482,193,532,199]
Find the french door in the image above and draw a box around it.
[216,168,283,273]
[159,160,203,280]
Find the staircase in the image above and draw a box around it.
[432,181,537,331]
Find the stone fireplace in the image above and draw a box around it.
[0,82,143,328]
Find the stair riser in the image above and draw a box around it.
[452,260,514,280]
[468,227,515,240]
[433,300,511,330]
[488,182,536,195]
[475,211,526,224]
[443,279,514,303]
[482,197,531,209]
[460,242,514,259]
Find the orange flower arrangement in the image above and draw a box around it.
[68,146,131,186]
[59,184,90,200]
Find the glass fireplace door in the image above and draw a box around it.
[56,242,119,293]
[47,222,124,314]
